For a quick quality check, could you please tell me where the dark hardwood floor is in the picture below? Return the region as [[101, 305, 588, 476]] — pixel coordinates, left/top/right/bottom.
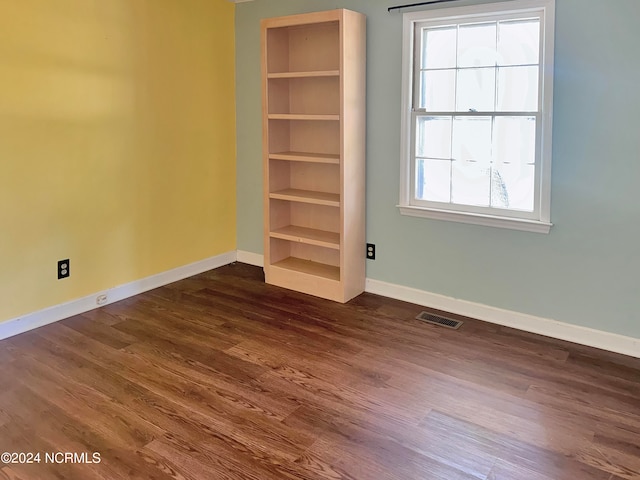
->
[[1, 262, 639, 480]]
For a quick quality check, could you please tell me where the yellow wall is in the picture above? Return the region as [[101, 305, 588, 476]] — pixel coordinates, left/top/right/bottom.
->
[[0, 0, 236, 322]]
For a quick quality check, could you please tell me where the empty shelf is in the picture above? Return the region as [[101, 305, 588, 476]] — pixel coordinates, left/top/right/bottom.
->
[[269, 151, 340, 164], [271, 257, 340, 281], [269, 189, 340, 207], [268, 70, 340, 78], [270, 226, 340, 249], [268, 114, 340, 121]]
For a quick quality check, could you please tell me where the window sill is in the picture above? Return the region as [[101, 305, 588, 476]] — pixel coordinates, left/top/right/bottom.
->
[[397, 205, 552, 234]]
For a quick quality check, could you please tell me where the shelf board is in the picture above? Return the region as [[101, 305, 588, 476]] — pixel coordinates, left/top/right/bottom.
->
[[269, 151, 340, 164], [268, 114, 340, 121], [269, 189, 340, 207], [271, 226, 340, 250], [268, 70, 340, 79], [271, 257, 340, 282]]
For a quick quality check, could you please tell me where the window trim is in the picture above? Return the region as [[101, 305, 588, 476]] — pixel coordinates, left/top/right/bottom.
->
[[398, 0, 555, 234]]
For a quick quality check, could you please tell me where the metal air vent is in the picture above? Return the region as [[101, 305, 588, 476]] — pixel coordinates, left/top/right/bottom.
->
[[415, 311, 463, 330]]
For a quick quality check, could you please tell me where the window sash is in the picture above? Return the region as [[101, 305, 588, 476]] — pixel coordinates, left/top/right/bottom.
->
[[413, 15, 544, 113], [409, 111, 542, 220]]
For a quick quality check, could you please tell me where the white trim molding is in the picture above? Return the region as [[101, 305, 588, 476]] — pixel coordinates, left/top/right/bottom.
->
[[2, 249, 637, 359], [365, 278, 640, 359], [236, 250, 265, 267], [398, 205, 552, 234], [0, 251, 237, 342], [231, 252, 639, 358]]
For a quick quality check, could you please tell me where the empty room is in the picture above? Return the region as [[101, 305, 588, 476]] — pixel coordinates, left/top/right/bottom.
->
[[0, 0, 639, 479]]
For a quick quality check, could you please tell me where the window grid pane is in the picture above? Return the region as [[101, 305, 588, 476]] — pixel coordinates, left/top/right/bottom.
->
[[457, 22, 497, 68], [416, 116, 452, 159], [452, 116, 492, 163], [451, 160, 491, 207], [419, 70, 456, 110], [496, 65, 539, 111], [497, 19, 540, 66], [416, 158, 452, 202], [456, 68, 496, 112], [422, 26, 457, 69]]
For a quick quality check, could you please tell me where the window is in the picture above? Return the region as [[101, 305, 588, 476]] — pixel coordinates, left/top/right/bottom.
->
[[399, 0, 555, 233]]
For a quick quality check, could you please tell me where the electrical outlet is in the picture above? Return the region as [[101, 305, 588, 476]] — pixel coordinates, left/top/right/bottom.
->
[[366, 243, 376, 260], [57, 259, 70, 279], [96, 294, 108, 306]]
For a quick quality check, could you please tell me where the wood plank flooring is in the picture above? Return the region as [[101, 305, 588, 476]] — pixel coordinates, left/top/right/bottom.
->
[[0, 262, 639, 480]]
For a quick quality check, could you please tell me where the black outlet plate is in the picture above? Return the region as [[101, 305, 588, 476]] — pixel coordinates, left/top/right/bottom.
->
[[366, 243, 376, 260], [58, 259, 70, 279]]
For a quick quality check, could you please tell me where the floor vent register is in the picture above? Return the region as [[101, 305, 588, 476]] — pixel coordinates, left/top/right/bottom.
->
[[415, 311, 464, 330]]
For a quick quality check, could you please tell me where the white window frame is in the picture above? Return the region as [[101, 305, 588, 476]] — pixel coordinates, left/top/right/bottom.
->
[[398, 0, 555, 233]]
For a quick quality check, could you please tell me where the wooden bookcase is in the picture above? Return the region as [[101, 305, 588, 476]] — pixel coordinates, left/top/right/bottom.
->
[[261, 9, 366, 303]]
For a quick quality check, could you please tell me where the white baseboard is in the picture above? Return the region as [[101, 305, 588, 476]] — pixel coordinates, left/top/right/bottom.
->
[[232, 252, 639, 358], [236, 250, 264, 267], [4, 249, 638, 358], [365, 278, 640, 359], [0, 251, 237, 342]]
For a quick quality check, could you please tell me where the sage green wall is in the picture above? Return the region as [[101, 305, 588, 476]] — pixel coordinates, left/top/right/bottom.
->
[[236, 0, 640, 339]]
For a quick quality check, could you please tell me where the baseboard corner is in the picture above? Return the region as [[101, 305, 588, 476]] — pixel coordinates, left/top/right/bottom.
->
[[0, 250, 237, 342], [236, 250, 264, 267]]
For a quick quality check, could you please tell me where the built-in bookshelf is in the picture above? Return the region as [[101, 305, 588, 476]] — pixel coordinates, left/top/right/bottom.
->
[[261, 9, 366, 303]]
